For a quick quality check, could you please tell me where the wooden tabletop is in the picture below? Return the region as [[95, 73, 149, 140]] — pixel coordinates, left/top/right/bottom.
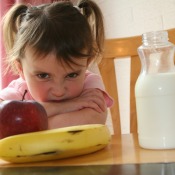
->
[[1, 133, 175, 167]]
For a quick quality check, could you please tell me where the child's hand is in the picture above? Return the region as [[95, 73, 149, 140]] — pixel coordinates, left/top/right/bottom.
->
[[70, 88, 106, 113]]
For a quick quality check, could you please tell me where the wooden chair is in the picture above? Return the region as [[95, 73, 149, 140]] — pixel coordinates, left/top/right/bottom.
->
[[98, 28, 175, 136]]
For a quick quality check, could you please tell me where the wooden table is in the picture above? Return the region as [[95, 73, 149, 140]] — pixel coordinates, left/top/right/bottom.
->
[[1, 134, 175, 174]]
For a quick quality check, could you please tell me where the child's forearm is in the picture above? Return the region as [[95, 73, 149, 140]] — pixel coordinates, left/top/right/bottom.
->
[[48, 108, 107, 129], [40, 101, 74, 117], [40, 100, 103, 117], [40, 91, 106, 117]]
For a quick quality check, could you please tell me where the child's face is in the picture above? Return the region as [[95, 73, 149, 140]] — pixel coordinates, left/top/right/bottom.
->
[[17, 47, 88, 102]]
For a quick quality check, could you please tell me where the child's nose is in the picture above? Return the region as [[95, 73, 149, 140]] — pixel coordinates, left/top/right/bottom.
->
[[52, 83, 65, 97]]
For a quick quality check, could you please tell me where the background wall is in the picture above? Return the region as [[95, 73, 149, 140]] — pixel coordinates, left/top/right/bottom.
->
[[94, 0, 175, 134], [97, 0, 175, 39]]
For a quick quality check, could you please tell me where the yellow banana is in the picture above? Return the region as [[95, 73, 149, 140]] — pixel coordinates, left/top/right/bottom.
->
[[0, 124, 111, 163]]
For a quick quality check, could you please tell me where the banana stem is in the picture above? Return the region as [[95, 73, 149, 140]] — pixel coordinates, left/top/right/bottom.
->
[[22, 90, 28, 101]]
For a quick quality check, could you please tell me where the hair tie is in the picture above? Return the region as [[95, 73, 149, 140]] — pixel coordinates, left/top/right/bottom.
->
[[74, 6, 80, 11]]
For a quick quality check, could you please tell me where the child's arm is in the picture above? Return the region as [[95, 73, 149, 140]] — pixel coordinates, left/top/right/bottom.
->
[[48, 107, 107, 129], [40, 88, 106, 117], [42, 88, 108, 128]]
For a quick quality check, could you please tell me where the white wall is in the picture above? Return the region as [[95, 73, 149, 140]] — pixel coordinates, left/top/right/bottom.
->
[[95, 0, 175, 134], [97, 0, 175, 39]]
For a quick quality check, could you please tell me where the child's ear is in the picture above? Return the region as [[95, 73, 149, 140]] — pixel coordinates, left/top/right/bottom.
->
[[15, 61, 25, 80]]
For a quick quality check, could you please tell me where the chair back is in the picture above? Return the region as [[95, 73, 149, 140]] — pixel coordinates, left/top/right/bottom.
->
[[99, 28, 175, 136]]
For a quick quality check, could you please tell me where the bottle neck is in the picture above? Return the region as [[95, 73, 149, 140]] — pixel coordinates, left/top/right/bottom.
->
[[142, 30, 169, 46], [138, 30, 175, 74]]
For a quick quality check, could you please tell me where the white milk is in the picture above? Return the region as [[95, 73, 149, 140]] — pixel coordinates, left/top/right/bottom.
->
[[135, 72, 175, 149]]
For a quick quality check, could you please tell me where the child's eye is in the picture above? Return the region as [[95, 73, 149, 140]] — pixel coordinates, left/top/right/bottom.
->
[[37, 73, 50, 79], [66, 73, 78, 78]]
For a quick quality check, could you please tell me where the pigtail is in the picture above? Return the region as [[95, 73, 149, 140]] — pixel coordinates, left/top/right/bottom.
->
[[78, 0, 105, 55], [2, 4, 28, 54]]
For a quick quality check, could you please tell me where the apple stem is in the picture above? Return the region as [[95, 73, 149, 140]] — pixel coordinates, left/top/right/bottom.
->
[[22, 90, 28, 101]]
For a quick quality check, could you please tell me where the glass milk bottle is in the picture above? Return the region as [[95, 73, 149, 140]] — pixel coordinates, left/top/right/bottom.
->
[[135, 30, 175, 149]]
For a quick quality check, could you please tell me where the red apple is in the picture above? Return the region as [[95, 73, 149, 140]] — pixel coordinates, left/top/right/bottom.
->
[[0, 100, 48, 139]]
